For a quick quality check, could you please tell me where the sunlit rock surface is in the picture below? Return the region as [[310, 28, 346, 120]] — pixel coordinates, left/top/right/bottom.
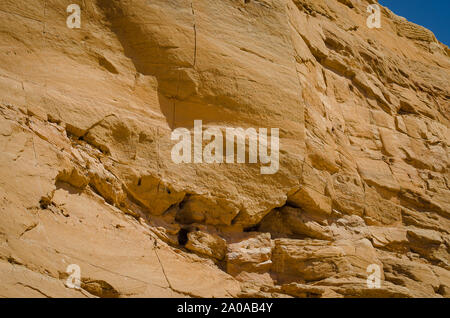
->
[[0, 0, 448, 297]]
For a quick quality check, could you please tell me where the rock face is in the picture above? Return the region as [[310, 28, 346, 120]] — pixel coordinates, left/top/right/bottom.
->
[[0, 0, 448, 298]]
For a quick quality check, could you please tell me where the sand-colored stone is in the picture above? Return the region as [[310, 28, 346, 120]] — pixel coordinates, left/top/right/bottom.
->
[[0, 0, 448, 297]]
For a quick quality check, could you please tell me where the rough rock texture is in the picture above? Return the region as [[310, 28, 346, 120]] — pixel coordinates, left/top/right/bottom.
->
[[0, 0, 448, 297]]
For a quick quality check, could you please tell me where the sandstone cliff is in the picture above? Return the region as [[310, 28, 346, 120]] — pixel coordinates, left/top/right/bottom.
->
[[0, 0, 448, 298]]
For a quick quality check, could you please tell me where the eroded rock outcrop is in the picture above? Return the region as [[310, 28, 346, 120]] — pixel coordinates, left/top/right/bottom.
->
[[0, 0, 448, 297]]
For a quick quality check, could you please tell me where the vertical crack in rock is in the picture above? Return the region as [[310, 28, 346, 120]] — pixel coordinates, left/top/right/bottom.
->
[[191, 0, 197, 67], [153, 245, 173, 290]]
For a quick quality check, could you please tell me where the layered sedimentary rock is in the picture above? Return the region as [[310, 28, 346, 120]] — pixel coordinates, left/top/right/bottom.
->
[[0, 0, 448, 297]]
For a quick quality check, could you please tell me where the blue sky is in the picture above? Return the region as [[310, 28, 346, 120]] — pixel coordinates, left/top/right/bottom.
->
[[379, 0, 450, 46]]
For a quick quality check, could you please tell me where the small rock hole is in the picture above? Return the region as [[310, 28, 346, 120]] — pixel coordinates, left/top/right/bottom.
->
[[178, 229, 189, 246]]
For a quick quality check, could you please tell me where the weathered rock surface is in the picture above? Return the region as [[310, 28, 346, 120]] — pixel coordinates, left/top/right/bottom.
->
[[0, 0, 448, 297]]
